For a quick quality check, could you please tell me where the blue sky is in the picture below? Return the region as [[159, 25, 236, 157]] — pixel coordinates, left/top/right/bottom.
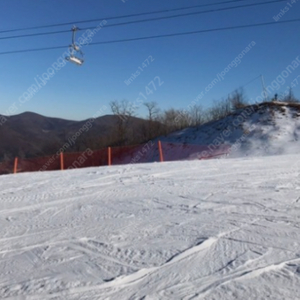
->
[[0, 0, 299, 120]]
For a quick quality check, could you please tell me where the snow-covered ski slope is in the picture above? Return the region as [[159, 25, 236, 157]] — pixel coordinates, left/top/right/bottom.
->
[[162, 102, 300, 158], [1, 154, 300, 299]]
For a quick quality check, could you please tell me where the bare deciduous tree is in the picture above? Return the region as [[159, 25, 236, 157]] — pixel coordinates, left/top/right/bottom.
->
[[144, 101, 160, 121], [144, 101, 161, 139], [283, 88, 299, 103], [109, 100, 136, 146], [208, 99, 231, 121], [229, 89, 248, 110], [110, 99, 136, 120], [189, 104, 204, 126]]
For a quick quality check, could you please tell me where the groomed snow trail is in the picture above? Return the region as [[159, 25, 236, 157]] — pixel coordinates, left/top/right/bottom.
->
[[0, 155, 300, 299]]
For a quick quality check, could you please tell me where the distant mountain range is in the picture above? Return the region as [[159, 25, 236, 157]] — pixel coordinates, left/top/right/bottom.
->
[[2, 101, 300, 164], [0, 112, 152, 161]]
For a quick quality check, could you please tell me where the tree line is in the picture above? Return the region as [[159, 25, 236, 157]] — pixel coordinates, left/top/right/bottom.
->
[[108, 88, 299, 147]]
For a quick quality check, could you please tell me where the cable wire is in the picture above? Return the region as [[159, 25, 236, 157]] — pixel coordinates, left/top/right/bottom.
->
[[0, 0, 288, 41], [240, 75, 262, 89], [0, 0, 282, 34], [0, 18, 298, 56]]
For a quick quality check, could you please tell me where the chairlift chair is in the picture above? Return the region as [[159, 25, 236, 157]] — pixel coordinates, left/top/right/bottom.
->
[[65, 26, 84, 66]]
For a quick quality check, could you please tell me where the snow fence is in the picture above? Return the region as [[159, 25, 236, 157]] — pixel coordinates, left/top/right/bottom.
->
[[0, 141, 230, 175]]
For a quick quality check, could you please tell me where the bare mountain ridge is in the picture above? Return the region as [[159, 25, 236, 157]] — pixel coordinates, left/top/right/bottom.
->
[[0, 112, 150, 160]]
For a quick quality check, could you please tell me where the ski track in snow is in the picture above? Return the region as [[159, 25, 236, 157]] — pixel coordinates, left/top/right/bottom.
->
[[0, 155, 300, 299]]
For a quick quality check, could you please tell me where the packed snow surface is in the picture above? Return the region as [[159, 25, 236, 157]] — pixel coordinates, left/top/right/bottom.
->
[[0, 155, 300, 299]]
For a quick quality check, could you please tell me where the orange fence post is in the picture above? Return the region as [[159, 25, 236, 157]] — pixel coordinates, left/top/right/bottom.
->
[[108, 147, 112, 166], [158, 140, 164, 162], [60, 152, 64, 170], [13, 157, 18, 174]]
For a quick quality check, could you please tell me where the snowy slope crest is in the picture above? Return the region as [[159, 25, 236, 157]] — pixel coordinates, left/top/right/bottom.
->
[[163, 102, 300, 158]]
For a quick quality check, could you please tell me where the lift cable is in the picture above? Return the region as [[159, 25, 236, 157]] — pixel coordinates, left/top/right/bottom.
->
[[0, 17, 298, 56], [0, 0, 286, 36]]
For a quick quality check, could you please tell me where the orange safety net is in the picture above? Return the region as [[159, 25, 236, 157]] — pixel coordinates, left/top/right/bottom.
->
[[160, 142, 230, 161], [0, 160, 14, 175], [18, 155, 61, 173], [0, 142, 230, 175], [64, 148, 108, 170], [111, 141, 157, 165]]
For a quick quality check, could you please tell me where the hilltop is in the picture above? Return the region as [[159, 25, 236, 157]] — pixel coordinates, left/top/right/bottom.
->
[[161, 101, 300, 158]]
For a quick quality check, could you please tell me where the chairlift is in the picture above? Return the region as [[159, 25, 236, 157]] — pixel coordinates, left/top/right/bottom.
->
[[65, 26, 84, 66]]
